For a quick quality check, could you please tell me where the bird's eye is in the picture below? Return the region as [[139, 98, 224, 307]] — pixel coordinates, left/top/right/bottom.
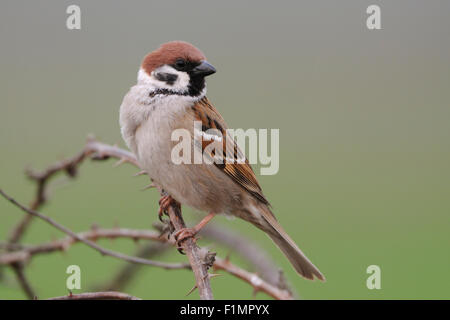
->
[[175, 59, 186, 69]]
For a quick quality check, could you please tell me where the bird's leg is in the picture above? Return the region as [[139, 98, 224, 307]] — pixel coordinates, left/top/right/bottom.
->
[[158, 194, 179, 222], [174, 212, 215, 248]]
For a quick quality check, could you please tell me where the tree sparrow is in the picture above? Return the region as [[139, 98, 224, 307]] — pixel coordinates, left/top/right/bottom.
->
[[119, 41, 324, 281]]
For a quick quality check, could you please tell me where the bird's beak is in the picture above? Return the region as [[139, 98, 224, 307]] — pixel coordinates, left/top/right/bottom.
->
[[191, 61, 216, 77]]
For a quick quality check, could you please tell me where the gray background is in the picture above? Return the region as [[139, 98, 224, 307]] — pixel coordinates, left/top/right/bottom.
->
[[1, 1, 449, 299]]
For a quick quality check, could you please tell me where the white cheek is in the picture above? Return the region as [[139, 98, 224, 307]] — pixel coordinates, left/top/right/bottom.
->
[[161, 66, 190, 91], [138, 66, 190, 93]]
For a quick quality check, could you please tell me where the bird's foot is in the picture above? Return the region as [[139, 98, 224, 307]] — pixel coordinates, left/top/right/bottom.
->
[[174, 227, 198, 253], [172, 212, 216, 253], [158, 195, 178, 222]]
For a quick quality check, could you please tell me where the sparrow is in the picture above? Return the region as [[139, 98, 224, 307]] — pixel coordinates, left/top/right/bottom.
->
[[119, 41, 324, 281]]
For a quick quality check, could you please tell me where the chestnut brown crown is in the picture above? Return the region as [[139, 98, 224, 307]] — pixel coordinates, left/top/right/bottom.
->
[[142, 41, 206, 75]]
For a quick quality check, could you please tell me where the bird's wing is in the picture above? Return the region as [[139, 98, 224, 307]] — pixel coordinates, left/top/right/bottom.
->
[[189, 97, 270, 206]]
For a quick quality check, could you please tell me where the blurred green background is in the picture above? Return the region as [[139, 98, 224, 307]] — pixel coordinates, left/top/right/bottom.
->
[[1, 0, 449, 299]]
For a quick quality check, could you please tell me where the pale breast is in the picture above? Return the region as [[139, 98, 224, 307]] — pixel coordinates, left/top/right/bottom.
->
[[134, 95, 192, 181], [133, 96, 243, 214]]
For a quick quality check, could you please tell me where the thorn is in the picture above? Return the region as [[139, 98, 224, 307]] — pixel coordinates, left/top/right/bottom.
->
[[91, 223, 99, 231], [61, 241, 71, 252], [65, 164, 78, 177], [224, 252, 231, 263], [185, 274, 221, 297], [141, 183, 155, 191], [250, 273, 262, 297], [152, 222, 164, 232], [90, 223, 100, 242], [277, 269, 288, 290], [133, 170, 147, 177], [86, 134, 96, 143], [186, 284, 197, 296], [113, 158, 128, 167], [208, 273, 222, 280]]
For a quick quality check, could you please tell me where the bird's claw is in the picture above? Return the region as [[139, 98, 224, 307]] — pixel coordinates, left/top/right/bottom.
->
[[158, 195, 176, 222], [174, 227, 197, 249]]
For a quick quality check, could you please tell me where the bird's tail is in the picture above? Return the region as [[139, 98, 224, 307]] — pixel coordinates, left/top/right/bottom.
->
[[248, 203, 325, 281]]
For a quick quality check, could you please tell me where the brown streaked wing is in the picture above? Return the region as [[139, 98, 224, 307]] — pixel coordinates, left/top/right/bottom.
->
[[190, 97, 270, 206]]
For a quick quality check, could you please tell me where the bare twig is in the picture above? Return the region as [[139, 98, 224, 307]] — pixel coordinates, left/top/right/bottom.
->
[[9, 146, 88, 244], [6, 140, 96, 299], [0, 190, 190, 270], [10, 264, 36, 299], [1, 138, 294, 300], [47, 291, 141, 300], [86, 139, 215, 299], [102, 222, 294, 295], [202, 224, 292, 291], [166, 204, 214, 300], [0, 242, 27, 251], [213, 257, 293, 300], [0, 225, 293, 299], [0, 228, 168, 265], [8, 216, 34, 245], [11, 138, 215, 299]]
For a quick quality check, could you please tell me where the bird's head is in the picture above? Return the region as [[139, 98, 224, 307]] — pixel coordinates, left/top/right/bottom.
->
[[139, 41, 216, 97]]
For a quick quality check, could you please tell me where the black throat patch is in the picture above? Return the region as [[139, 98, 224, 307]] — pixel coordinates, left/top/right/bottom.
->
[[148, 88, 202, 98]]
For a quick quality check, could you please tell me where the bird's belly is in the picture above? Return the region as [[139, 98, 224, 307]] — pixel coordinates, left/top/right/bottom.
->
[[134, 108, 242, 214]]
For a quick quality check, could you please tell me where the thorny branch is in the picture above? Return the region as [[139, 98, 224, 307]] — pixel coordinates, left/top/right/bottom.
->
[[202, 224, 294, 294], [0, 213, 292, 300], [0, 227, 174, 266], [47, 291, 141, 300], [4, 137, 114, 299], [165, 203, 215, 300], [0, 137, 294, 300], [96, 223, 294, 296], [0, 189, 191, 270], [214, 258, 292, 300]]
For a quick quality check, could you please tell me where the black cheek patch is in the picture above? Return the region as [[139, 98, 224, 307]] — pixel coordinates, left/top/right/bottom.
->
[[155, 72, 178, 85]]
